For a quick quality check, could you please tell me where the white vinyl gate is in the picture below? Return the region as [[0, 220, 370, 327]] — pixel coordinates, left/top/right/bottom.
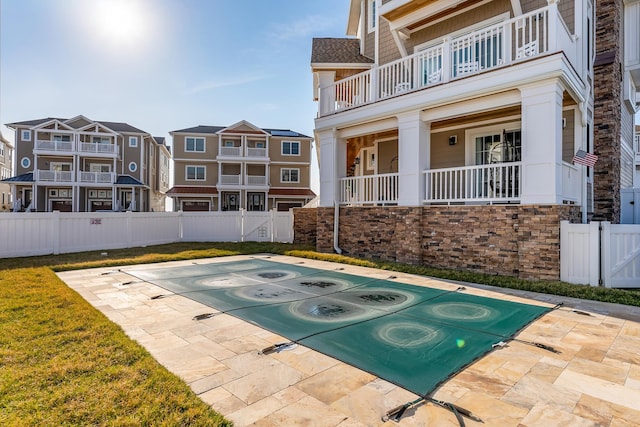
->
[[561, 221, 640, 288]]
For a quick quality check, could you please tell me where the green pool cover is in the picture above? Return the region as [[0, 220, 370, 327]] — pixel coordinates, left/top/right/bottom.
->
[[127, 259, 551, 396]]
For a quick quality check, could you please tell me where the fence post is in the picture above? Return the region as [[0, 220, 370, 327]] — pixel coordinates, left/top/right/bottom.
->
[[126, 210, 133, 248], [588, 221, 600, 287], [270, 208, 276, 243], [601, 221, 611, 287], [52, 210, 61, 255], [240, 208, 246, 242], [178, 210, 184, 242]]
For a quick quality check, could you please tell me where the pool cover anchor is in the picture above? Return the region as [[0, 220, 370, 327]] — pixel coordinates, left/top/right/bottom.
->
[[259, 342, 296, 355], [382, 396, 483, 425]]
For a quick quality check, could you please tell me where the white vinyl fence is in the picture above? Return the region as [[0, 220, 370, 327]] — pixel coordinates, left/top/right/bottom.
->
[[561, 221, 640, 288], [0, 210, 294, 259]]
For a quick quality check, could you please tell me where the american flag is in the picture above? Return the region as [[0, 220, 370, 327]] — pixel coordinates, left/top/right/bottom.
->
[[572, 149, 598, 167]]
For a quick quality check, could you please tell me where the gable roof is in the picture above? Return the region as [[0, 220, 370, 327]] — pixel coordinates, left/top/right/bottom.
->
[[171, 125, 311, 139], [311, 38, 373, 65], [6, 117, 147, 134]]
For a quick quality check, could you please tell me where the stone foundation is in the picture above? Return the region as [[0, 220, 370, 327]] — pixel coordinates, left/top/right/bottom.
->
[[296, 205, 581, 281], [292, 207, 317, 246]]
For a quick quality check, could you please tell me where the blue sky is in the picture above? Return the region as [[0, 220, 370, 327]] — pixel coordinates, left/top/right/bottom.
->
[[0, 0, 350, 192]]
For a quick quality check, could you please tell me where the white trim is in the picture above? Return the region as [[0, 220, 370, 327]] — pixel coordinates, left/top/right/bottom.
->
[[367, 0, 377, 33], [21, 130, 32, 141], [128, 136, 139, 147], [21, 157, 31, 168], [128, 162, 138, 172]]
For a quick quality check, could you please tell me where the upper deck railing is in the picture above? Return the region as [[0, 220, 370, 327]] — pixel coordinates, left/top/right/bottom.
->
[[319, 4, 576, 116]]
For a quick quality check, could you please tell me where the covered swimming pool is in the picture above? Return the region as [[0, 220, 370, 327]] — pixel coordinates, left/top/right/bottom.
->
[[125, 258, 553, 399]]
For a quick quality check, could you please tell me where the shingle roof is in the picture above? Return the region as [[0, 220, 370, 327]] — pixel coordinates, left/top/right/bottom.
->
[[311, 38, 374, 64], [269, 188, 316, 197], [166, 186, 219, 196], [6, 117, 147, 134], [153, 136, 166, 145], [1, 172, 33, 183], [172, 126, 311, 139], [172, 125, 226, 134], [115, 175, 145, 186]]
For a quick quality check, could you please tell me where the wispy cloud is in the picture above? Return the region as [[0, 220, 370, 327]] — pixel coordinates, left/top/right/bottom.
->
[[187, 74, 272, 94], [270, 14, 336, 41]]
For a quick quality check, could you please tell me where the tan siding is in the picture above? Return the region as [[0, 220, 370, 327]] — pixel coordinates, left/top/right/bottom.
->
[[378, 18, 402, 65], [430, 130, 466, 169], [270, 165, 310, 187], [172, 134, 217, 160], [173, 161, 217, 186], [268, 138, 312, 163]]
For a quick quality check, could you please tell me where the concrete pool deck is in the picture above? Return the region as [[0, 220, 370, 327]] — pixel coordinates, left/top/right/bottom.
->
[[57, 255, 640, 426]]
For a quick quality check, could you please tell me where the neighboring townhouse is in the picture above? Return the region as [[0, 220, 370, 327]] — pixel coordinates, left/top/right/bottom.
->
[[306, 0, 639, 279], [167, 120, 315, 212], [2, 115, 170, 212], [0, 131, 14, 211]]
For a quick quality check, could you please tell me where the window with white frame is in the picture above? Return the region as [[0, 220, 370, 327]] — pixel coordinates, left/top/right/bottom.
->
[[53, 134, 71, 142], [93, 136, 110, 144], [281, 168, 299, 183], [368, 0, 376, 33], [282, 141, 300, 156], [186, 165, 205, 180], [21, 130, 31, 141], [186, 136, 205, 152], [128, 162, 137, 172], [129, 136, 138, 147], [90, 163, 111, 172]]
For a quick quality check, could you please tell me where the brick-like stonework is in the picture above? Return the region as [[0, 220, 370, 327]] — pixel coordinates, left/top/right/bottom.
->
[[593, 0, 623, 222], [292, 208, 317, 246], [300, 205, 581, 281]]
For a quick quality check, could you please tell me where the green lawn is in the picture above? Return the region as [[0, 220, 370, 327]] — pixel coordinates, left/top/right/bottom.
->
[[1, 242, 638, 426]]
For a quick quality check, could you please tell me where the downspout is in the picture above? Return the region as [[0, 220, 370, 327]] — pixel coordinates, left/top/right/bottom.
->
[[334, 201, 342, 254]]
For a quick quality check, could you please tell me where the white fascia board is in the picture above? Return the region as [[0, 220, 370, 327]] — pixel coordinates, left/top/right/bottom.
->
[[33, 119, 75, 131], [386, 0, 468, 32], [336, 117, 399, 139], [312, 62, 374, 70], [346, 0, 362, 36], [219, 120, 268, 135], [315, 54, 585, 132]]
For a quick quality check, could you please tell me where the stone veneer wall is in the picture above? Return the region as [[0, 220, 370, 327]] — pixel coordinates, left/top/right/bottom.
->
[[303, 205, 581, 281], [593, 0, 623, 222], [292, 208, 317, 246]]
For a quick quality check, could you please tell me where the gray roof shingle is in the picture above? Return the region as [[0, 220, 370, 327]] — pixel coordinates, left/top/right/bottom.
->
[[172, 126, 311, 139], [311, 38, 374, 65], [6, 117, 147, 134]]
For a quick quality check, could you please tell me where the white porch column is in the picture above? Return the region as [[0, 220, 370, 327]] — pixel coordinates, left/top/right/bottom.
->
[[520, 79, 564, 204], [397, 112, 430, 206], [317, 128, 346, 207]]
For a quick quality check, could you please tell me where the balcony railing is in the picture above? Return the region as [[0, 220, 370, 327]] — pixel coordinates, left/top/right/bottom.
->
[[78, 171, 116, 184], [247, 147, 267, 157], [319, 5, 574, 116], [35, 140, 74, 153], [35, 169, 74, 183], [339, 173, 399, 205], [220, 174, 242, 185], [424, 163, 521, 204], [220, 146, 242, 157], [79, 142, 118, 155], [246, 175, 268, 186], [218, 146, 268, 158]]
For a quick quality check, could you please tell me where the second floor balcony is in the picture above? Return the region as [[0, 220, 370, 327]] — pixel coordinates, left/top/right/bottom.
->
[[218, 173, 269, 187], [34, 140, 118, 157], [34, 169, 117, 184], [218, 144, 269, 160], [318, 5, 577, 117]]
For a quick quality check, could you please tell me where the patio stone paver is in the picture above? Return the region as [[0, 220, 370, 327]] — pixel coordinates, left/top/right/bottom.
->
[[57, 254, 640, 426]]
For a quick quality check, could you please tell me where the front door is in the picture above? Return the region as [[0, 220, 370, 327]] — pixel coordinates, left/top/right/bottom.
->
[[222, 192, 240, 211]]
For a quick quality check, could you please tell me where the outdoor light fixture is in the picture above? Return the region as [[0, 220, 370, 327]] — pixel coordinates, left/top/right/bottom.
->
[[354, 156, 360, 165], [448, 135, 457, 145]]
